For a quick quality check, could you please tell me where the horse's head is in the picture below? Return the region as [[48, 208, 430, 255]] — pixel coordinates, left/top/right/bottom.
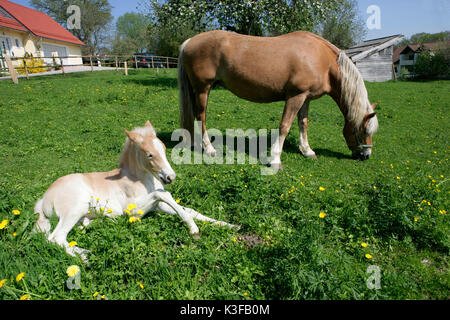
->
[[123, 121, 176, 184], [343, 103, 378, 161]]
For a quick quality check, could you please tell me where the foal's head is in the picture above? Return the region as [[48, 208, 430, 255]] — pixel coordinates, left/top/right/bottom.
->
[[123, 121, 176, 184], [343, 103, 378, 160]]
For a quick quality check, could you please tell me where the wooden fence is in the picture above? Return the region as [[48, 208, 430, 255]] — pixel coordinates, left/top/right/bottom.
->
[[0, 54, 179, 84]]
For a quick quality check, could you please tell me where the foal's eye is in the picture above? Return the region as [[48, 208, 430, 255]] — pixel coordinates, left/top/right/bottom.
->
[[147, 153, 153, 159]]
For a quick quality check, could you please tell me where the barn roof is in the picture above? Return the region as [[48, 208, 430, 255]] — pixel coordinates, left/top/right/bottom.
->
[[0, 0, 85, 46], [345, 35, 404, 62]]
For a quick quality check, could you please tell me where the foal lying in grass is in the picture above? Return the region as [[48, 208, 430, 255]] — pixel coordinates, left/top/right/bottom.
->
[[34, 121, 237, 261]]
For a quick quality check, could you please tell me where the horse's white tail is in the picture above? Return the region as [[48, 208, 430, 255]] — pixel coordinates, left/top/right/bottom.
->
[[178, 39, 197, 143], [33, 198, 51, 234]]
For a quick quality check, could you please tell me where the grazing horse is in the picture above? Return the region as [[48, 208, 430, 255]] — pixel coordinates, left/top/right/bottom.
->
[[34, 121, 236, 261], [178, 30, 378, 169]]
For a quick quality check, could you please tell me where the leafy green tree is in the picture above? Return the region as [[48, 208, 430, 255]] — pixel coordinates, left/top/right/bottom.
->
[[144, 0, 343, 36], [30, 0, 113, 55], [413, 48, 449, 79], [112, 12, 151, 54], [318, 0, 366, 49]]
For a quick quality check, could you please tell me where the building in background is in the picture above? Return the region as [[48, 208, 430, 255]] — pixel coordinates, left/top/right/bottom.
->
[[345, 35, 404, 82], [0, 0, 84, 68]]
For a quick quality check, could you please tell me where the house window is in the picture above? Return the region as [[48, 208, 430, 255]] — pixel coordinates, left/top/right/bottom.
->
[[15, 38, 21, 48]]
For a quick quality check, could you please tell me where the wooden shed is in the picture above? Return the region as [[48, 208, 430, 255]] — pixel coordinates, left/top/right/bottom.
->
[[345, 35, 404, 82]]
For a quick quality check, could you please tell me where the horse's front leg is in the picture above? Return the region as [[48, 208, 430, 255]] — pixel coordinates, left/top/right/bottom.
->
[[136, 190, 200, 237], [157, 202, 240, 230], [297, 101, 317, 159], [270, 93, 308, 170], [195, 87, 216, 157]]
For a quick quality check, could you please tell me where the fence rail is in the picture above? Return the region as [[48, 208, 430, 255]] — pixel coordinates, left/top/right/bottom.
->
[[0, 54, 179, 83]]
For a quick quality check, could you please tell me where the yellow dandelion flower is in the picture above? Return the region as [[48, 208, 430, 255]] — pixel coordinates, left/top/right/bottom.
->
[[107, 209, 113, 213], [414, 217, 419, 222], [68, 241, 77, 247], [0, 219, 8, 229], [16, 272, 25, 282], [319, 186, 325, 191], [137, 210, 144, 215], [365, 254, 372, 259], [232, 238, 237, 242], [0, 279, 6, 288], [373, 186, 377, 189], [361, 242, 368, 248], [96, 197, 100, 201], [12, 209, 20, 215], [439, 210, 446, 214], [217, 222, 221, 226], [319, 212, 326, 219], [138, 282, 144, 290], [129, 217, 136, 223], [213, 174, 217, 178], [124, 209, 131, 215], [19, 294, 30, 300], [12, 232, 17, 237], [93, 292, 99, 297], [66, 265, 80, 277], [127, 204, 137, 211], [396, 176, 400, 180], [175, 199, 180, 204], [243, 292, 248, 296]]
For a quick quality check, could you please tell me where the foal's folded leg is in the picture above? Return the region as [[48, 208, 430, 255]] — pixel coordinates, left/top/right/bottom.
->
[[137, 190, 200, 237], [156, 202, 240, 230]]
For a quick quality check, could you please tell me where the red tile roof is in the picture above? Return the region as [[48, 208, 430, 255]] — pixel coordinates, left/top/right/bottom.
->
[[0, 0, 85, 46]]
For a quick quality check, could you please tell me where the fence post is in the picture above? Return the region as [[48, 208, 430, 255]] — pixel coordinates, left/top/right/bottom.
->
[[151, 56, 154, 69], [60, 58, 65, 76], [135, 56, 138, 69], [90, 55, 93, 72], [166, 57, 169, 69], [124, 60, 128, 76], [23, 58, 29, 80], [5, 55, 18, 84], [115, 56, 118, 71]]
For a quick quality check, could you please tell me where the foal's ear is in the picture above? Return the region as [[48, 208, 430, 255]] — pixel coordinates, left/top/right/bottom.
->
[[145, 120, 153, 127], [123, 129, 144, 145]]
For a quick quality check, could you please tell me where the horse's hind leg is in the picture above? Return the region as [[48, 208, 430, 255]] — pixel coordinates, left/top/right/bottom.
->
[[194, 86, 216, 157], [297, 101, 317, 159], [48, 208, 89, 261]]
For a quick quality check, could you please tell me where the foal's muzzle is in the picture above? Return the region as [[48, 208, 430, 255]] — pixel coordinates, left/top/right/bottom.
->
[[159, 172, 176, 185]]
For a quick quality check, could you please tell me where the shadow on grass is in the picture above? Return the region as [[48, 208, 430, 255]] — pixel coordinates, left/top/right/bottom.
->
[[157, 131, 353, 161]]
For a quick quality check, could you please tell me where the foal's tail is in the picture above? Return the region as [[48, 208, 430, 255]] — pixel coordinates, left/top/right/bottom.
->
[[178, 39, 196, 144], [33, 197, 51, 234]]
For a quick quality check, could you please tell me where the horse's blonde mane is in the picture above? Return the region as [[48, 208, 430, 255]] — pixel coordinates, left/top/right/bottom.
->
[[338, 51, 378, 135]]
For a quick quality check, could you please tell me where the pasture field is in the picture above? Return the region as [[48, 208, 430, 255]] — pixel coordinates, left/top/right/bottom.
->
[[0, 69, 448, 300]]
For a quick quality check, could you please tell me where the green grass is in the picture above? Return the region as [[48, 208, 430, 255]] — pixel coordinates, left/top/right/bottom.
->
[[0, 69, 448, 300]]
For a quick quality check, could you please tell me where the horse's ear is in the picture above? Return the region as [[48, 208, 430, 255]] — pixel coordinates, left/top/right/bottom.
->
[[364, 112, 376, 122], [371, 103, 376, 110], [145, 120, 152, 127], [123, 129, 143, 145]]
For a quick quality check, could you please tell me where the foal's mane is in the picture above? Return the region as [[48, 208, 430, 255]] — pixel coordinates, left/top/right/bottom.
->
[[337, 52, 378, 135]]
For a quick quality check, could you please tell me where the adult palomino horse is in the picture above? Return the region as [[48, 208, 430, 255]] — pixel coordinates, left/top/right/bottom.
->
[[34, 121, 236, 261], [178, 30, 378, 169]]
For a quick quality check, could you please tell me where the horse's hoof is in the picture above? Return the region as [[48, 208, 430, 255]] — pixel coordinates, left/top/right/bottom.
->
[[192, 232, 200, 239]]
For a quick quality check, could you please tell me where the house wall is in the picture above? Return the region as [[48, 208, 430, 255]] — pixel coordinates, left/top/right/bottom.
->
[[355, 46, 394, 82], [1, 27, 83, 67]]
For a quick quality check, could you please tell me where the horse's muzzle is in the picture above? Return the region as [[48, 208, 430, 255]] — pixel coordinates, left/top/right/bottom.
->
[[353, 150, 371, 161]]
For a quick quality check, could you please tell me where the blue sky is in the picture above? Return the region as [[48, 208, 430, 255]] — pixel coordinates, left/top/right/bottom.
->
[[9, 0, 450, 41]]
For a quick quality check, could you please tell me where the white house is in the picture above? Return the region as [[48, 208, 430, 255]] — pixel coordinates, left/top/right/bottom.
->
[[0, 0, 85, 69]]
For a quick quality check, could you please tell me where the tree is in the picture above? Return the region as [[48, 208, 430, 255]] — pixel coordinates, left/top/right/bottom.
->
[[398, 31, 450, 46], [144, 0, 343, 36], [318, 0, 366, 49], [30, 0, 113, 55], [112, 12, 151, 54]]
